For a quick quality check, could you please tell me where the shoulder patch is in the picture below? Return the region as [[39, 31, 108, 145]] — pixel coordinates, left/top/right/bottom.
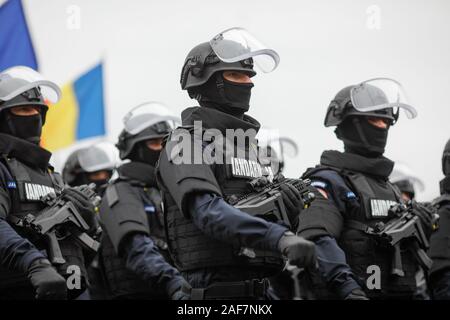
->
[[346, 191, 356, 199], [144, 205, 156, 213], [311, 180, 327, 189], [7, 181, 17, 189]]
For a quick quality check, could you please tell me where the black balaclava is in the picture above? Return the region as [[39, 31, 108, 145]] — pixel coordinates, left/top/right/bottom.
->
[[128, 141, 161, 166], [335, 116, 389, 157], [193, 72, 254, 118], [0, 110, 43, 144]]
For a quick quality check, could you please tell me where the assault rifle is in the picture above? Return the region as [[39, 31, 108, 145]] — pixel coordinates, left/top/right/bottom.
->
[[371, 202, 434, 276], [227, 176, 315, 228], [22, 184, 101, 265]]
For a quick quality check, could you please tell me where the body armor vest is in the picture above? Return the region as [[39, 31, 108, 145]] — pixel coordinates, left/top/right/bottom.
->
[[0, 157, 87, 297], [100, 179, 170, 299], [429, 194, 450, 278], [3, 157, 59, 217], [164, 131, 285, 275], [307, 165, 419, 298]]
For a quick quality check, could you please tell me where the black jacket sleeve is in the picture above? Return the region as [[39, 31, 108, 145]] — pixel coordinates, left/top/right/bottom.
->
[[0, 168, 45, 273], [188, 193, 287, 252]]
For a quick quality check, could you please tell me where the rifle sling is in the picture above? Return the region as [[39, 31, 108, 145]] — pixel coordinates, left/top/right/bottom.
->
[[345, 219, 377, 235]]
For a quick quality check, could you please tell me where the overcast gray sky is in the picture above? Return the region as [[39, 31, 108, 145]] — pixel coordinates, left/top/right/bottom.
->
[[19, 0, 450, 200]]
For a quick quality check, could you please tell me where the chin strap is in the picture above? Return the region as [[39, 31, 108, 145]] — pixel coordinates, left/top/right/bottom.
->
[[215, 73, 226, 102]]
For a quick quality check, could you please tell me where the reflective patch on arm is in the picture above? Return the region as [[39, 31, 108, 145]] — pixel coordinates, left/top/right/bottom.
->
[[144, 205, 156, 213], [311, 180, 329, 199], [311, 181, 327, 189], [346, 191, 356, 199]]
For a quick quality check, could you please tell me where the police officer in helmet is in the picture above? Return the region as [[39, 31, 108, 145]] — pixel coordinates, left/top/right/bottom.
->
[[98, 102, 188, 299], [429, 138, 450, 299], [390, 162, 425, 202], [390, 162, 430, 299], [157, 28, 316, 300], [0, 66, 97, 299], [63, 142, 117, 196], [297, 78, 434, 299], [62, 142, 117, 300]]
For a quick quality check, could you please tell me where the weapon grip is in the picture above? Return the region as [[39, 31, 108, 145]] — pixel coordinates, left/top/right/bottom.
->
[[391, 244, 405, 277], [412, 242, 433, 271], [286, 263, 303, 300], [46, 230, 66, 265]]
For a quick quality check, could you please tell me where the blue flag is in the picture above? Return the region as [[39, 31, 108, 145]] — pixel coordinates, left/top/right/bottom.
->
[[0, 0, 38, 71]]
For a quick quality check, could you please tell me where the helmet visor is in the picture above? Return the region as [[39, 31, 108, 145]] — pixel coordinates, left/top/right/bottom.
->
[[77, 142, 118, 172], [390, 162, 425, 192], [350, 78, 417, 119], [210, 27, 280, 73], [123, 101, 180, 135], [0, 66, 61, 103]]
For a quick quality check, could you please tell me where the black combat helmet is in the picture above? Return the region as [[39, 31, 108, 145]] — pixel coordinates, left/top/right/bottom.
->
[[324, 78, 418, 127], [62, 143, 117, 186], [390, 162, 424, 200], [0, 66, 61, 124], [62, 150, 83, 186], [116, 102, 179, 160], [180, 27, 280, 96], [180, 42, 256, 93]]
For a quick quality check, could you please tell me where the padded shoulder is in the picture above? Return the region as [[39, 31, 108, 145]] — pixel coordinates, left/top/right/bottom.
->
[[303, 167, 357, 214], [432, 194, 450, 208], [156, 131, 222, 217], [99, 181, 150, 255]]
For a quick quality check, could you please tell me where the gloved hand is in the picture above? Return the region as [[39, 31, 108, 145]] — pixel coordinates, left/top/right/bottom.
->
[[344, 288, 369, 300], [61, 186, 97, 233], [277, 231, 316, 268], [410, 201, 435, 231], [280, 183, 303, 228], [169, 280, 191, 300], [27, 258, 67, 300]]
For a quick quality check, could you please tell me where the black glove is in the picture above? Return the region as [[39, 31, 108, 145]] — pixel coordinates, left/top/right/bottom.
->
[[169, 280, 191, 300], [61, 186, 97, 233], [344, 288, 369, 300], [277, 231, 316, 268], [27, 258, 67, 300], [410, 201, 435, 231], [280, 183, 303, 227]]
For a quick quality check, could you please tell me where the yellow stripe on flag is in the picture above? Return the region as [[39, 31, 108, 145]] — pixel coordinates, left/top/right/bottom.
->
[[41, 83, 78, 151]]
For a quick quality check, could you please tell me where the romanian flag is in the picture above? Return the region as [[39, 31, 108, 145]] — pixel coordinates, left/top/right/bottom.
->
[[41, 63, 106, 151], [0, 0, 38, 70]]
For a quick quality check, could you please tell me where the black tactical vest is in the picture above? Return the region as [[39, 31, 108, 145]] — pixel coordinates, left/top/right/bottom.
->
[[3, 157, 59, 217], [429, 193, 450, 277], [100, 180, 171, 299], [307, 165, 419, 298], [0, 157, 87, 297], [164, 132, 285, 275]]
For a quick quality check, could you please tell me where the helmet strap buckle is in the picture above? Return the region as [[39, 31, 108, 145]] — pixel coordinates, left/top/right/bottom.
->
[[215, 73, 226, 100]]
